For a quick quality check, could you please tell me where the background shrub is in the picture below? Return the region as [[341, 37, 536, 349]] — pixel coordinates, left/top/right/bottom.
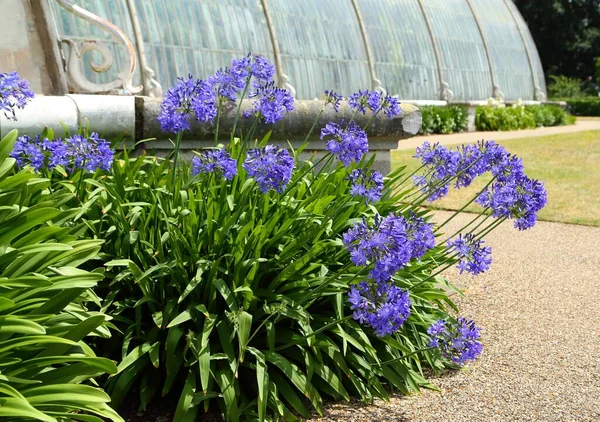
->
[[547, 75, 585, 98], [563, 97, 600, 116], [475, 104, 571, 131], [0, 130, 121, 422], [419, 105, 468, 134]]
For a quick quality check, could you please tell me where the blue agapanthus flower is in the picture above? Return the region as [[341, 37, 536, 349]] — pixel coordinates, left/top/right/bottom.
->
[[348, 280, 411, 337], [250, 55, 275, 84], [245, 81, 294, 124], [11, 135, 45, 171], [348, 90, 382, 114], [0, 71, 34, 120], [405, 213, 435, 260], [428, 317, 483, 366], [477, 175, 547, 230], [66, 133, 114, 172], [243, 145, 295, 193], [447, 233, 492, 275], [192, 148, 238, 180], [413, 142, 460, 201], [320, 121, 369, 166], [343, 214, 412, 283], [11, 133, 114, 173], [158, 75, 216, 133], [380, 94, 401, 118], [347, 168, 384, 204], [324, 90, 343, 112]]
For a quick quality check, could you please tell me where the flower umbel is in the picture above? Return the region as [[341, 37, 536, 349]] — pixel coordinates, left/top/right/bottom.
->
[[348, 281, 411, 337], [320, 121, 369, 166], [347, 168, 384, 204], [343, 214, 412, 283], [243, 145, 295, 193], [447, 233, 492, 275], [192, 148, 238, 180], [245, 81, 294, 124], [324, 90, 343, 112], [428, 317, 483, 366], [158, 75, 216, 133], [0, 71, 34, 120]]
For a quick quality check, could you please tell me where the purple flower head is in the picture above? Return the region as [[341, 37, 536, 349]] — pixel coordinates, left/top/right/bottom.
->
[[347, 168, 384, 204], [380, 95, 401, 118], [413, 142, 460, 201], [0, 72, 34, 120], [477, 175, 547, 230], [11, 135, 45, 171], [324, 90, 343, 112], [192, 148, 238, 180], [158, 75, 216, 133], [343, 214, 412, 283], [428, 317, 483, 366], [321, 121, 369, 166], [66, 133, 114, 172], [348, 90, 370, 114], [367, 91, 382, 112], [250, 55, 275, 84], [405, 213, 435, 260], [210, 66, 247, 102], [243, 145, 295, 193], [245, 81, 294, 124], [44, 138, 70, 170], [447, 233, 492, 275], [348, 281, 411, 337]]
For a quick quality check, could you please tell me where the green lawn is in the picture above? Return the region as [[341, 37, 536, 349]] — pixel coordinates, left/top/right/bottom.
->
[[391, 130, 600, 227]]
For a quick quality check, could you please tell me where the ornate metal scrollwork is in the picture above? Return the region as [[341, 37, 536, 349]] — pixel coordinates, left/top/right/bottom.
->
[[54, 0, 142, 94]]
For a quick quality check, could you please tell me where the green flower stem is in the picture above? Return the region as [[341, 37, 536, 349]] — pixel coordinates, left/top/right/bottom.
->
[[436, 175, 497, 232], [363, 109, 381, 130], [440, 207, 492, 245], [376, 347, 435, 367], [171, 131, 183, 186], [408, 255, 458, 291], [214, 100, 222, 147], [303, 106, 326, 144], [231, 76, 252, 142], [281, 153, 333, 199], [473, 216, 506, 240]]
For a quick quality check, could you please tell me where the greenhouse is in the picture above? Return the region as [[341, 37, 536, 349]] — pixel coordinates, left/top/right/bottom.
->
[[4, 0, 546, 102]]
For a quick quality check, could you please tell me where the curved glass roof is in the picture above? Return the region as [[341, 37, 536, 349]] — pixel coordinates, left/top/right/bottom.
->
[[49, 0, 546, 101]]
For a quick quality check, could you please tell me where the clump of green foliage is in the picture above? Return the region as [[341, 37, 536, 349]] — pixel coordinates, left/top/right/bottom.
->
[[419, 105, 468, 134], [475, 104, 572, 131]]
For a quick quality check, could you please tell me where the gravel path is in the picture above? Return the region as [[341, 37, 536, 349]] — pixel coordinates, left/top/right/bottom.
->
[[311, 212, 600, 422], [396, 117, 600, 151]]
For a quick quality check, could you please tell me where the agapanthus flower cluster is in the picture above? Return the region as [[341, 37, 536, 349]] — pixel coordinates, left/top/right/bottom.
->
[[210, 54, 276, 101], [192, 148, 237, 180], [405, 213, 436, 260], [412, 140, 547, 229], [347, 168, 384, 204], [348, 281, 411, 337], [158, 75, 216, 133], [348, 90, 381, 114], [380, 94, 401, 118], [245, 81, 294, 124], [11, 133, 113, 173], [428, 317, 483, 366], [0, 71, 34, 120], [320, 121, 369, 166], [447, 233, 492, 275], [324, 90, 343, 112], [477, 174, 547, 230], [243, 145, 295, 193], [343, 213, 435, 283]]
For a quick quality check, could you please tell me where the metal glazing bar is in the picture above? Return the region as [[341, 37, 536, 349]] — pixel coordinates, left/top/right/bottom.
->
[[350, 0, 384, 93], [260, 0, 296, 97], [465, 0, 503, 99], [54, 0, 142, 94], [415, 0, 453, 101], [502, 0, 545, 101], [125, 0, 162, 97]]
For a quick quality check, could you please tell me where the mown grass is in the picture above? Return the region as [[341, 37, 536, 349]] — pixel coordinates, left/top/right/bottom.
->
[[391, 130, 600, 227]]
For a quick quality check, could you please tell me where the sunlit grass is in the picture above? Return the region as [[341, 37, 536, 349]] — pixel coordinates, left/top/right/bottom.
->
[[391, 130, 600, 227]]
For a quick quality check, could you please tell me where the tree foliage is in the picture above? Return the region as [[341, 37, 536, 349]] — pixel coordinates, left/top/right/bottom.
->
[[514, 0, 600, 79]]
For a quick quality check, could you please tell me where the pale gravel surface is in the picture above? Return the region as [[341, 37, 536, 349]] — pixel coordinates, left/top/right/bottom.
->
[[310, 212, 600, 422]]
